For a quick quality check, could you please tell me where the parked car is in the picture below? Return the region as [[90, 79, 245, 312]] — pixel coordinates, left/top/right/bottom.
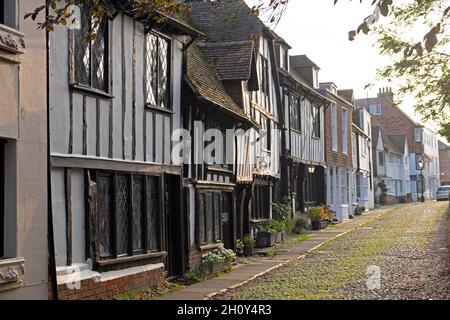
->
[[436, 185, 450, 201]]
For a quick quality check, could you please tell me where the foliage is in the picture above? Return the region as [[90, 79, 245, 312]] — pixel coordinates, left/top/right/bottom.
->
[[259, 219, 279, 234], [308, 205, 333, 222], [242, 235, 255, 247], [25, 0, 190, 36], [307, 206, 323, 223], [377, 180, 388, 205], [294, 215, 309, 229], [236, 239, 244, 256], [272, 196, 294, 234], [114, 280, 183, 300], [201, 246, 236, 265]]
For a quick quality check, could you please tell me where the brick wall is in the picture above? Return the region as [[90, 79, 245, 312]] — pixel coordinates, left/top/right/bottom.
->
[[439, 147, 450, 184], [51, 266, 165, 300], [356, 93, 424, 155], [324, 92, 353, 168]]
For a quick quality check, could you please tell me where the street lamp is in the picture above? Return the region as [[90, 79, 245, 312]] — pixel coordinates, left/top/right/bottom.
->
[[308, 165, 316, 174], [417, 155, 425, 202]]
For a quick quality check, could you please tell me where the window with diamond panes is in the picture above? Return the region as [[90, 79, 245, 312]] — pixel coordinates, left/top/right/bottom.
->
[[97, 172, 113, 258], [74, 6, 108, 92], [145, 32, 170, 108], [95, 171, 162, 261]]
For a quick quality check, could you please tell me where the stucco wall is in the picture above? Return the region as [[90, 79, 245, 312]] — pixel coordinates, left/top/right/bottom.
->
[[0, 0, 48, 299]]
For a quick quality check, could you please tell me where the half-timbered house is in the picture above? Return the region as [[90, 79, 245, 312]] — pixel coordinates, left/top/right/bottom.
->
[[49, 4, 200, 299], [275, 47, 329, 213], [187, 0, 283, 240]]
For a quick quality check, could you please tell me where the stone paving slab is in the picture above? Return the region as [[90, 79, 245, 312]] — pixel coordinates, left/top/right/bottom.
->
[[159, 204, 405, 300]]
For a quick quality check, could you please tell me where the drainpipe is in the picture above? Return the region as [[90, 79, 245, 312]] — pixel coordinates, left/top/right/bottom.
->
[[46, 3, 58, 300]]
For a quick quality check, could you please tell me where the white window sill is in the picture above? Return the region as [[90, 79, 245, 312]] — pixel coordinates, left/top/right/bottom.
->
[[0, 257, 25, 292], [0, 24, 25, 63]]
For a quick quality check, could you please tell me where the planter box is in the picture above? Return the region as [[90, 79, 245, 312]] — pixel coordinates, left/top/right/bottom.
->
[[201, 261, 231, 275], [256, 232, 276, 248], [275, 232, 282, 243], [243, 245, 253, 257], [312, 221, 329, 230], [293, 226, 305, 234]]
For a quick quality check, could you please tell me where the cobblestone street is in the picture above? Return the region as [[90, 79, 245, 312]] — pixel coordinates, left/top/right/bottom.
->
[[215, 202, 450, 300]]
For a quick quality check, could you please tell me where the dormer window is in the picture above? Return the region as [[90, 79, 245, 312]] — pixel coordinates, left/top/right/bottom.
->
[[280, 46, 289, 71]]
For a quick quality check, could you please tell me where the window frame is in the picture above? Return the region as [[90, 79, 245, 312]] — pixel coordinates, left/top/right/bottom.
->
[[312, 105, 321, 139], [0, 140, 4, 259], [0, 0, 16, 29], [197, 191, 224, 246], [342, 108, 348, 154], [260, 54, 270, 96], [92, 170, 164, 266], [73, 8, 110, 93], [369, 104, 382, 116], [144, 30, 172, 110], [252, 185, 271, 221], [378, 151, 385, 166], [290, 95, 302, 132], [331, 103, 338, 151]]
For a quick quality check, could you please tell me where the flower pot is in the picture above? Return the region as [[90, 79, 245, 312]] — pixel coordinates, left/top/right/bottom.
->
[[293, 226, 305, 234], [243, 245, 253, 257], [256, 232, 276, 248], [275, 232, 282, 243], [311, 220, 321, 230], [280, 231, 289, 241]]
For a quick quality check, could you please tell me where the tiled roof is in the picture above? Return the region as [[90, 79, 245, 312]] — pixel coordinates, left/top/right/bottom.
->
[[388, 134, 407, 154], [290, 55, 320, 71], [337, 89, 354, 104], [186, 43, 252, 124], [198, 41, 254, 80], [187, 0, 266, 44]]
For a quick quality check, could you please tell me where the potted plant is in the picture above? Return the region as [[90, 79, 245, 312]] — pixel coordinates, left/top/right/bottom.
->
[[201, 246, 236, 274], [242, 235, 254, 257], [256, 220, 277, 248], [308, 206, 322, 230], [274, 220, 285, 242], [293, 215, 308, 234]]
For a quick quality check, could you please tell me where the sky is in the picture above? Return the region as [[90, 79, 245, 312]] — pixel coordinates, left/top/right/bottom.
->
[[245, 0, 435, 128]]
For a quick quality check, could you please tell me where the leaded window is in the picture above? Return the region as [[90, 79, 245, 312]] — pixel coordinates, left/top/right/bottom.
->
[[252, 186, 270, 220], [96, 171, 162, 260], [74, 6, 108, 91], [290, 95, 301, 132], [198, 191, 222, 246], [260, 54, 270, 96], [312, 105, 321, 138], [145, 32, 170, 108]]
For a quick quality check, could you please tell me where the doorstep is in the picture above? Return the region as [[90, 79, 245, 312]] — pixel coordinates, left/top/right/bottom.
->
[[158, 204, 407, 301]]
